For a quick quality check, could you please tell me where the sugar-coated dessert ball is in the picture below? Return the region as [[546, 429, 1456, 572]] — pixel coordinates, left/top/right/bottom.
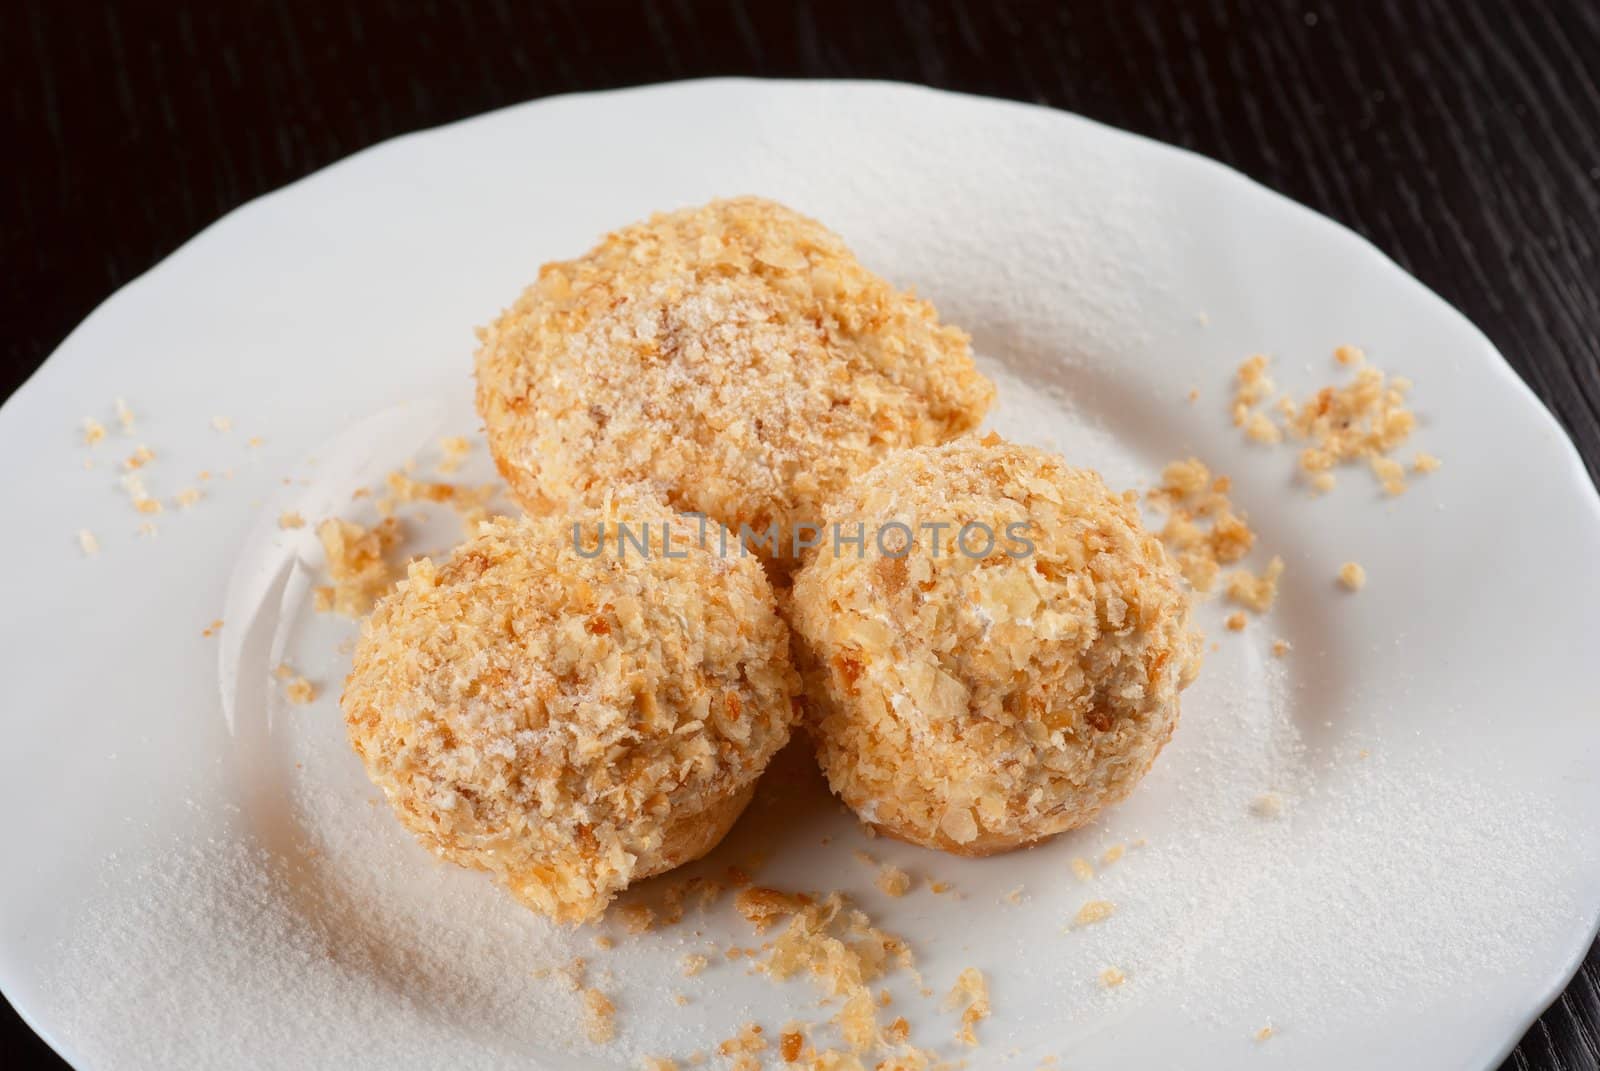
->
[[342, 507, 800, 922], [789, 437, 1201, 856], [473, 196, 994, 567]]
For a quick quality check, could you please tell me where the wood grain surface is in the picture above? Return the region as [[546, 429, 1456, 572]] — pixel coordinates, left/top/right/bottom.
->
[[3, 2, 1598, 1068]]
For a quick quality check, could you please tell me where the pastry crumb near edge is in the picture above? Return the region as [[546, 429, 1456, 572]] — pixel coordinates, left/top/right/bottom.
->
[[1074, 900, 1115, 927], [731, 887, 928, 1062], [284, 677, 318, 705], [876, 864, 913, 898], [436, 435, 472, 474], [78, 529, 99, 555], [1224, 555, 1284, 613], [1250, 792, 1284, 819], [943, 967, 990, 1046], [1145, 457, 1257, 595], [380, 468, 500, 536], [1338, 561, 1366, 591], [312, 516, 405, 617], [617, 903, 656, 934], [1232, 350, 1435, 494], [716, 1022, 766, 1062], [1099, 966, 1127, 988], [581, 987, 615, 1044]]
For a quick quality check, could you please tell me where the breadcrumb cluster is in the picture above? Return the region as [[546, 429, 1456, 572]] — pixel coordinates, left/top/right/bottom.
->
[[74, 399, 256, 551], [1144, 457, 1288, 628], [1233, 348, 1438, 495], [1144, 457, 1255, 596]]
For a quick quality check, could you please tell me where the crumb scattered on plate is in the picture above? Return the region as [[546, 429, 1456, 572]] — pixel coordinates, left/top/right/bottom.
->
[[581, 988, 615, 1044], [1250, 792, 1284, 819], [1073, 900, 1115, 927], [617, 903, 656, 935], [1233, 349, 1432, 494], [876, 864, 913, 898], [311, 516, 405, 616], [1225, 555, 1284, 613], [436, 435, 472, 474], [943, 967, 990, 1046], [1338, 561, 1366, 591], [1146, 457, 1255, 594]]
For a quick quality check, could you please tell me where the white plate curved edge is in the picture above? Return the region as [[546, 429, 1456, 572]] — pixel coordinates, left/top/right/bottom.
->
[[0, 78, 1595, 1070]]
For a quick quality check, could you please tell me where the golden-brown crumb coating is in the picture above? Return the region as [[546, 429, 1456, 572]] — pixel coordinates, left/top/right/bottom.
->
[[473, 196, 994, 566], [790, 437, 1201, 856], [342, 505, 800, 922]]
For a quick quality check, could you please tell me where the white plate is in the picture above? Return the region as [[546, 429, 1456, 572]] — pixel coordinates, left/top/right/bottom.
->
[[3, 79, 1598, 1071]]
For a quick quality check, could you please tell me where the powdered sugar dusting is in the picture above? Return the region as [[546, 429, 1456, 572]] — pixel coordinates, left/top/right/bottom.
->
[[33, 375, 1586, 1070], [24, 83, 1600, 1071]]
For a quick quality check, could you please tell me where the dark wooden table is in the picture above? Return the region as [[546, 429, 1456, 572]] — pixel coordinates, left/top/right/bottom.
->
[[4, 2, 1598, 1068]]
